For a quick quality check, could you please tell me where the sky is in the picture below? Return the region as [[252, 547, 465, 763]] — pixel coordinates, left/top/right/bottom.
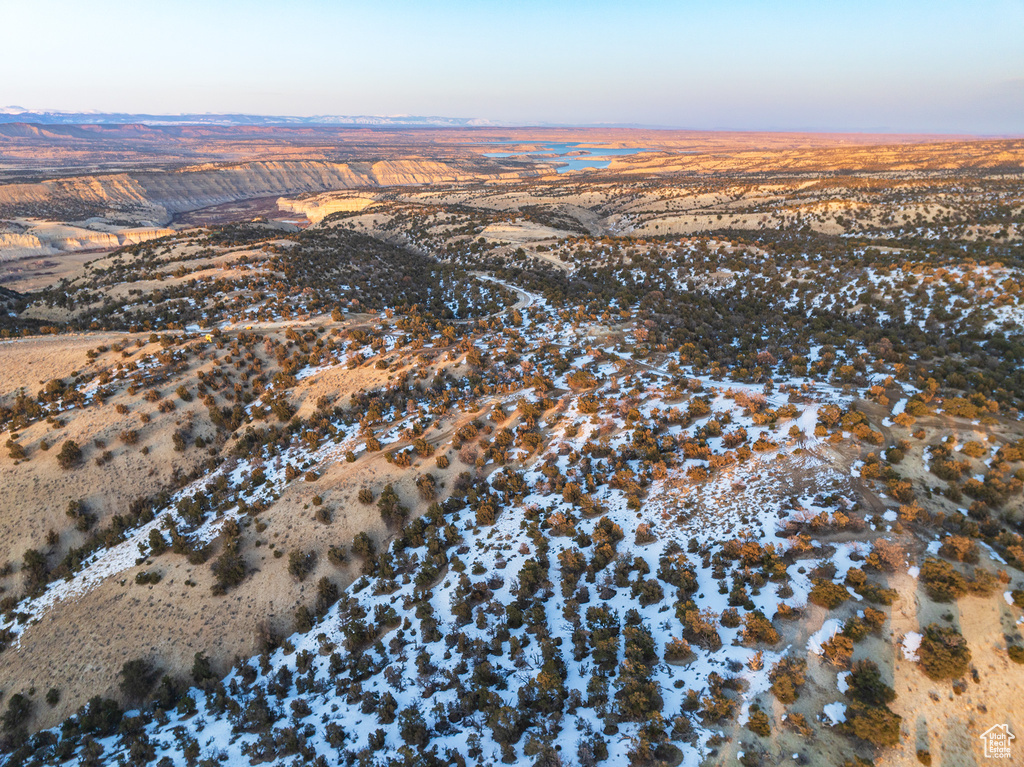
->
[[2, 0, 1022, 133]]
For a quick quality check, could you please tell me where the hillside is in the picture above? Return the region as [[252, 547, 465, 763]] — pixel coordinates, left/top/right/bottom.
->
[[0, 140, 1022, 766]]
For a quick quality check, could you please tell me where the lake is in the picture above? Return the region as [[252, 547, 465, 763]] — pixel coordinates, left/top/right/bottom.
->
[[481, 142, 652, 173]]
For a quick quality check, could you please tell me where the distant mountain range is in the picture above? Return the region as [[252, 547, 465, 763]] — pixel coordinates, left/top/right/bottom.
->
[[0, 107, 505, 127]]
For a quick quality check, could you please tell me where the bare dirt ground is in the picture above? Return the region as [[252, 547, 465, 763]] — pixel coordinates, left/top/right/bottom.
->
[[0, 250, 104, 292], [0, 318, 511, 729], [882, 570, 1024, 766]]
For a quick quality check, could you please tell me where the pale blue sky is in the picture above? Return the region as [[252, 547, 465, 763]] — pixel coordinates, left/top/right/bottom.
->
[[3, 0, 1022, 132]]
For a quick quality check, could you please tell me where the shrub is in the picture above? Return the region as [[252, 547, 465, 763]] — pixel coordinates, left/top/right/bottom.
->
[[845, 568, 898, 605], [918, 624, 971, 680], [398, 706, 429, 748], [845, 660, 895, 707], [866, 539, 904, 572], [784, 712, 813, 736], [358, 487, 374, 504], [663, 637, 693, 663], [56, 440, 82, 469], [22, 548, 49, 595], [191, 652, 216, 688], [741, 610, 780, 645], [680, 607, 721, 651], [288, 550, 318, 582], [699, 689, 736, 723], [66, 499, 96, 531], [960, 441, 987, 459], [294, 604, 314, 633], [211, 543, 246, 593], [862, 582, 898, 605], [841, 616, 871, 643], [475, 497, 499, 526], [327, 544, 347, 567], [135, 570, 162, 585], [919, 558, 968, 602], [746, 704, 770, 737], [863, 607, 887, 632], [809, 579, 848, 609], [938, 535, 979, 564], [843, 700, 902, 747], [352, 533, 375, 562], [314, 576, 339, 616], [377, 484, 408, 527], [893, 412, 916, 427], [821, 634, 855, 669], [416, 473, 437, 501], [1, 692, 31, 735], [148, 528, 169, 556], [119, 658, 159, 702], [634, 523, 656, 545], [967, 568, 998, 596], [769, 656, 807, 703], [886, 479, 915, 503]]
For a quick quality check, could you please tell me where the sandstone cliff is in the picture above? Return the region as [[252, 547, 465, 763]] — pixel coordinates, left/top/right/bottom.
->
[[134, 159, 502, 215], [277, 193, 377, 223], [0, 158, 536, 260], [0, 159, 529, 224], [0, 223, 174, 260]]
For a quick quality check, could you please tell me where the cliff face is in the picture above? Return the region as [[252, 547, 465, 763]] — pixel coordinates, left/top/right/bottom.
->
[[277, 193, 377, 224], [0, 159, 525, 223], [135, 159, 498, 214], [0, 158, 536, 260], [368, 160, 473, 185], [0, 174, 156, 215], [0, 224, 174, 260], [136, 161, 372, 214]]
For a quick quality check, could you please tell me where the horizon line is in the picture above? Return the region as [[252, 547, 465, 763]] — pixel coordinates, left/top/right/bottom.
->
[[1, 110, 1019, 139]]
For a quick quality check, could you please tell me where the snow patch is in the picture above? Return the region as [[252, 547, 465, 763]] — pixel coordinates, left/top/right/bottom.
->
[[808, 619, 842, 655], [822, 702, 847, 725], [902, 632, 922, 661]]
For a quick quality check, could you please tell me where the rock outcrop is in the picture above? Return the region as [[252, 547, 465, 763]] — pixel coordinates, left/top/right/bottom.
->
[[133, 160, 499, 215], [0, 158, 539, 259], [0, 174, 157, 215], [0, 159, 533, 224], [0, 223, 174, 260], [277, 193, 377, 223]]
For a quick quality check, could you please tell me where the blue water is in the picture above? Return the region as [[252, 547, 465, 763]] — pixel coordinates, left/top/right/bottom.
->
[[482, 142, 651, 173]]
